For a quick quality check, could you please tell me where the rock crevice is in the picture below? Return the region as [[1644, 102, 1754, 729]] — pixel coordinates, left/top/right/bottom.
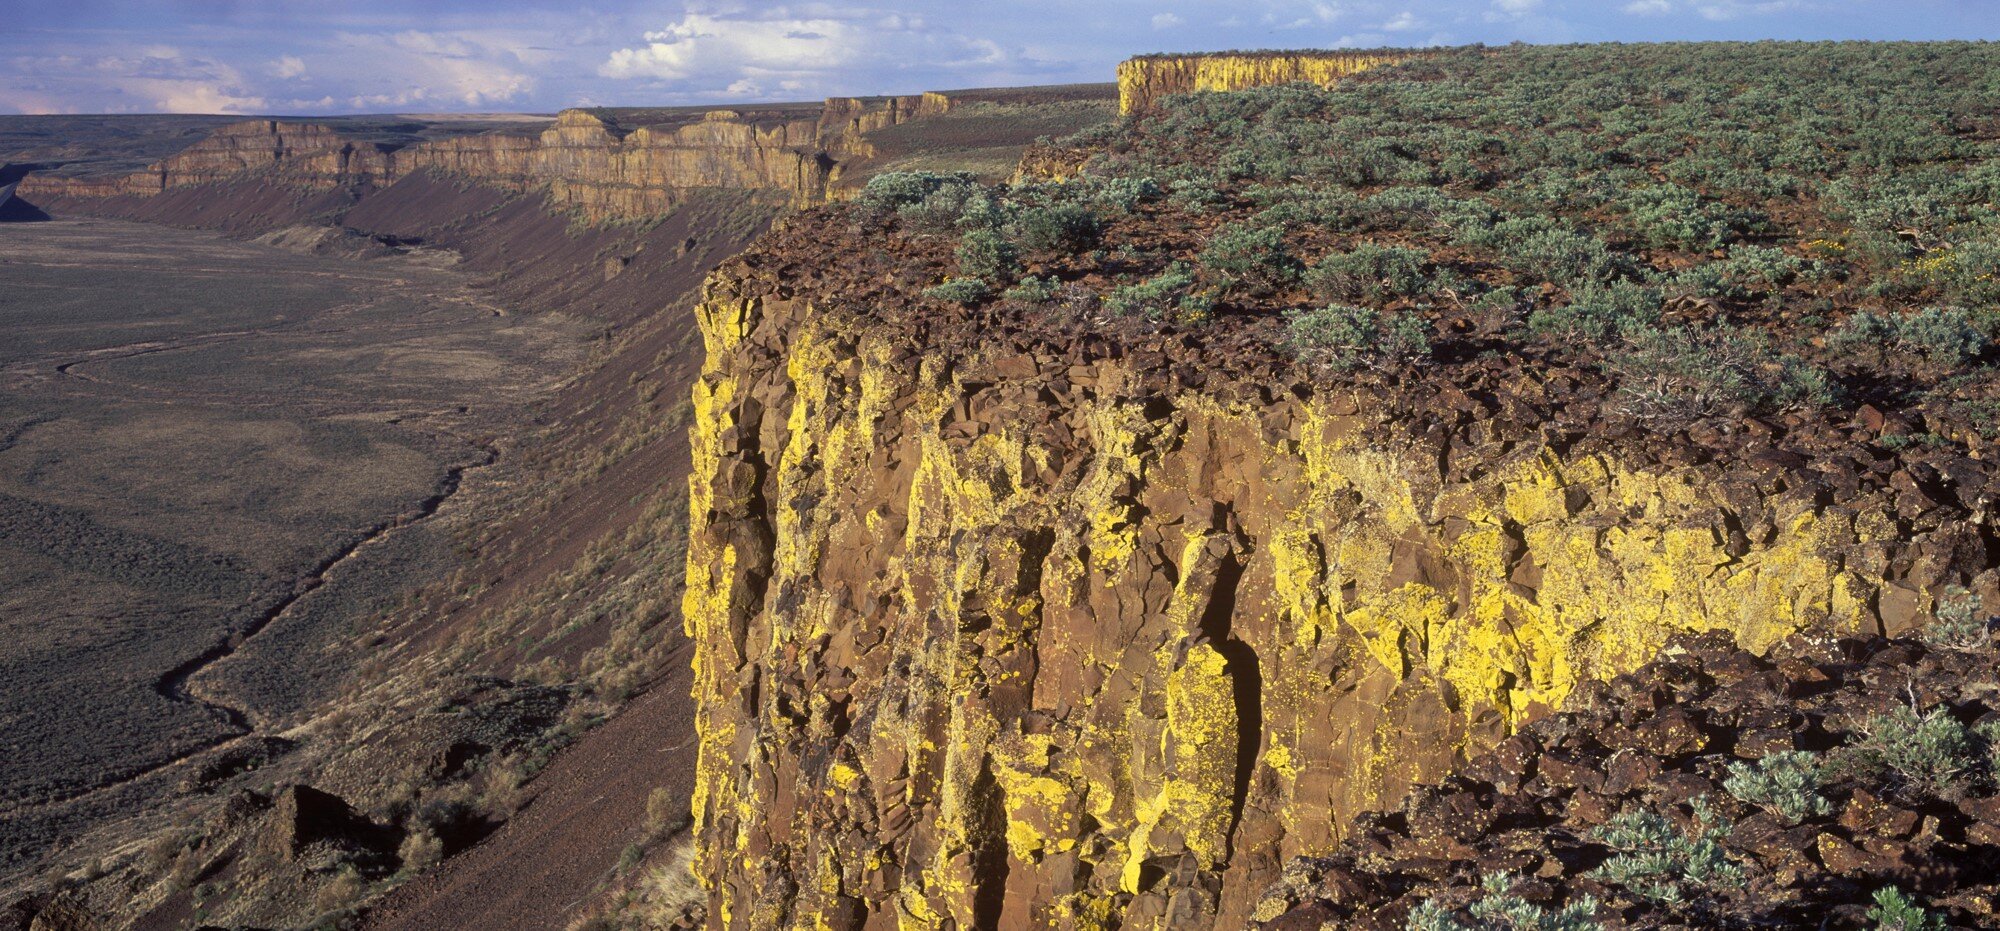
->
[[679, 264, 1980, 928]]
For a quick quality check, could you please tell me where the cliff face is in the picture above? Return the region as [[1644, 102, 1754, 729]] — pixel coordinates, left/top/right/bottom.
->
[[17, 96, 951, 220], [1116, 53, 1414, 114], [17, 120, 395, 197], [680, 269, 1976, 929], [391, 110, 839, 219]]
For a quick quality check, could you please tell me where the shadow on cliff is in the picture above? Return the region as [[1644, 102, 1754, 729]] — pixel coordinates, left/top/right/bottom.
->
[[1197, 551, 1262, 857], [2, 165, 52, 221], [0, 197, 53, 222]]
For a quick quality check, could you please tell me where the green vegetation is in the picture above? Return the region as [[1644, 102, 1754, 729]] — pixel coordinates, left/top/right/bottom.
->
[[1836, 703, 1990, 802], [1405, 873, 1601, 931], [1306, 243, 1434, 304], [957, 228, 1021, 282], [1606, 325, 1837, 420], [1002, 275, 1062, 305], [1197, 223, 1300, 296], [1105, 262, 1212, 322], [1923, 589, 1992, 652], [924, 277, 994, 306], [1589, 799, 1744, 908], [974, 42, 2000, 439], [1011, 203, 1103, 253], [1867, 887, 1947, 931], [1830, 307, 1994, 370], [1721, 750, 1831, 824], [1284, 303, 1430, 371], [858, 170, 979, 213]]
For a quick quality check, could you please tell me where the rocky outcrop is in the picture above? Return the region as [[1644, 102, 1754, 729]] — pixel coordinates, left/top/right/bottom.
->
[[17, 120, 394, 198], [16, 92, 988, 221], [1117, 52, 1416, 114], [679, 264, 1990, 928], [1251, 629, 2000, 929]]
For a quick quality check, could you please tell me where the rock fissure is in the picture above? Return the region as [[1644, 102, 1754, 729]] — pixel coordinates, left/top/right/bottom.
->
[[679, 265, 1984, 927]]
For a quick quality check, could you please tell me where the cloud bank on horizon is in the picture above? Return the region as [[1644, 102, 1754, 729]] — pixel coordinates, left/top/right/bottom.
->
[[3, 0, 1994, 115]]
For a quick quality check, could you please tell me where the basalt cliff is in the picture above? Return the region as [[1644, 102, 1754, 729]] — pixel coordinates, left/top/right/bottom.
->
[[9, 41, 1999, 931], [678, 249, 1991, 929], [17, 91, 1004, 220], [1116, 52, 1415, 114]]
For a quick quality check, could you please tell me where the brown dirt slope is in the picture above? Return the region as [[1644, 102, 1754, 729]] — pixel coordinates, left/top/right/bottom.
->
[[360, 647, 698, 931]]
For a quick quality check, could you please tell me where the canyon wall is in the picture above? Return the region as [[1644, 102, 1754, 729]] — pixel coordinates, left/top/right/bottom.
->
[[16, 120, 397, 197], [680, 269, 1986, 929], [15, 95, 959, 220], [1116, 53, 1415, 114]]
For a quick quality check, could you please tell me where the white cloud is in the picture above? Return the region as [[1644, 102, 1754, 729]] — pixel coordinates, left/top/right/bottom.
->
[[1485, 0, 1542, 20], [270, 55, 307, 79], [1152, 13, 1185, 29], [326, 30, 535, 108], [1695, 0, 1809, 19], [602, 13, 866, 81], [33, 47, 274, 113], [1382, 11, 1421, 31], [600, 8, 1014, 100]]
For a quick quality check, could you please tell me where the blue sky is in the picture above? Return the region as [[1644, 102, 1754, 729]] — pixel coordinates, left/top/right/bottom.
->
[[4, 1, 1996, 114]]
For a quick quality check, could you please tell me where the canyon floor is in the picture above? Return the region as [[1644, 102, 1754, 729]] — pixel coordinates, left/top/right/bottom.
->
[[0, 217, 590, 885]]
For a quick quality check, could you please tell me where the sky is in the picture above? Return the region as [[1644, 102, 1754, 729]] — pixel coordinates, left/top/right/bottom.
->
[[2, 0, 1995, 115]]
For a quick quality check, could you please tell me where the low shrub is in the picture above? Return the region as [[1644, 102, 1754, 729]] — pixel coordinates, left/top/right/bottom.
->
[[1922, 589, 1991, 652], [1605, 325, 1837, 420], [1459, 216, 1624, 288], [1169, 177, 1227, 210], [957, 229, 1021, 282], [897, 183, 995, 233], [859, 171, 978, 212], [1085, 176, 1163, 212], [1589, 799, 1745, 907], [1619, 184, 1758, 251], [1199, 223, 1301, 296], [1002, 276, 1062, 305], [1829, 307, 1990, 370], [1305, 243, 1432, 304], [1405, 873, 1602, 931], [923, 277, 992, 305], [1722, 750, 1831, 825], [1528, 280, 1662, 342], [1105, 262, 1211, 322], [1011, 204, 1103, 253], [1836, 703, 1987, 801], [1284, 304, 1430, 372], [1866, 887, 1947, 931]]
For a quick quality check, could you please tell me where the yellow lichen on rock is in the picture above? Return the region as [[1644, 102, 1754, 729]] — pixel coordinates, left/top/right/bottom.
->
[[680, 284, 1918, 929], [1117, 52, 1416, 113]]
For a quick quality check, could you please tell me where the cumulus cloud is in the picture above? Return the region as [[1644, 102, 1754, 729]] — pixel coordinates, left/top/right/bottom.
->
[[1382, 11, 1422, 31], [1151, 13, 1185, 29], [2, 25, 546, 114], [326, 30, 537, 107], [6, 46, 273, 113], [600, 7, 1013, 100], [1485, 0, 1542, 21]]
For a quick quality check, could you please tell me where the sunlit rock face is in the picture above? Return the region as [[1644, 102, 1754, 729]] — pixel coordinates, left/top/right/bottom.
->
[[678, 261, 1957, 930], [16, 96, 949, 221], [1116, 52, 1415, 114]]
